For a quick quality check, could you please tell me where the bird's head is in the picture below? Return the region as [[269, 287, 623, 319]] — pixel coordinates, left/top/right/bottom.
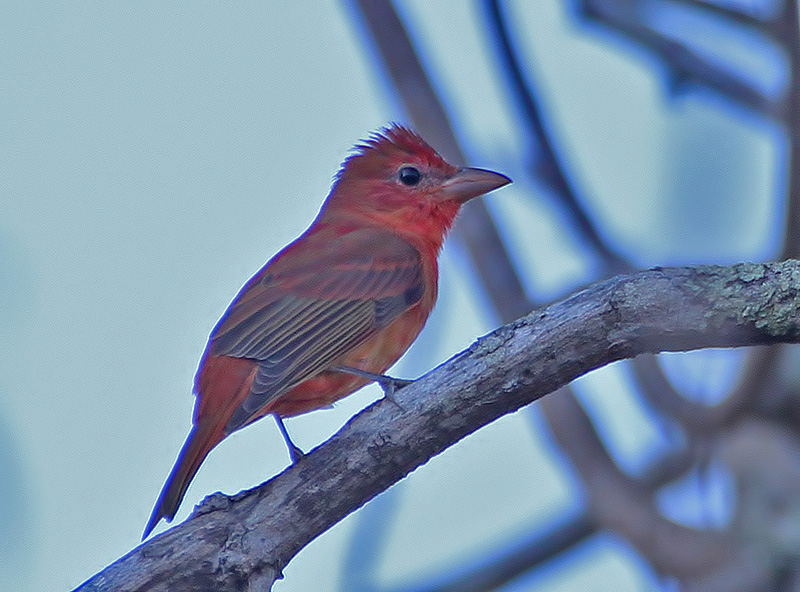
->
[[320, 124, 510, 246]]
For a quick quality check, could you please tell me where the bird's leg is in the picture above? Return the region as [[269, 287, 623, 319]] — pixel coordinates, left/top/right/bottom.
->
[[334, 366, 413, 409], [274, 415, 304, 464]]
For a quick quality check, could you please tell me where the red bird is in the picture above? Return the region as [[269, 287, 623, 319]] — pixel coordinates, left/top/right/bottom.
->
[[143, 124, 510, 538]]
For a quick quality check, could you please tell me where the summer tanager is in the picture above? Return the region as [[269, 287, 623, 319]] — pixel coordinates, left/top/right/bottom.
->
[[143, 124, 510, 538]]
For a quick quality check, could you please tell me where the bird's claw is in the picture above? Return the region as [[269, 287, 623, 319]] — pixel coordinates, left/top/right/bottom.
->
[[376, 376, 413, 410], [334, 366, 414, 410]]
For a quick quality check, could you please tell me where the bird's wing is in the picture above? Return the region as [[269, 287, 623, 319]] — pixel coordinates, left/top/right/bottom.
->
[[209, 226, 425, 432]]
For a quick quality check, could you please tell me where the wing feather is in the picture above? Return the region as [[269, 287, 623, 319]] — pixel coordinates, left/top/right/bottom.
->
[[209, 228, 426, 433]]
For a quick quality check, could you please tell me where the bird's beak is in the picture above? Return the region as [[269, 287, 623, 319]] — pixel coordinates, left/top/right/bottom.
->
[[438, 167, 512, 203]]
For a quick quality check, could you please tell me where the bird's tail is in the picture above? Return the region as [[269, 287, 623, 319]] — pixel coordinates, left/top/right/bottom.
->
[[142, 420, 222, 540]]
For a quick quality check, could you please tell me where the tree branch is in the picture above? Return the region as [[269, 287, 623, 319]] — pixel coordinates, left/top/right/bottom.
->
[[393, 424, 699, 592], [75, 260, 800, 592], [540, 391, 760, 585], [577, 0, 786, 119], [675, 0, 784, 40], [779, 0, 800, 259], [484, 0, 631, 275]]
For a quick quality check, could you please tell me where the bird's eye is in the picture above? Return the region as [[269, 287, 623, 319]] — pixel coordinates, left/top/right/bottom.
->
[[398, 166, 422, 186]]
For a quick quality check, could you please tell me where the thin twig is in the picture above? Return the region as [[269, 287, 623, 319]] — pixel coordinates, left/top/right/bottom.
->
[[779, 0, 800, 259], [676, 0, 783, 37], [577, 0, 786, 119], [485, 0, 631, 274]]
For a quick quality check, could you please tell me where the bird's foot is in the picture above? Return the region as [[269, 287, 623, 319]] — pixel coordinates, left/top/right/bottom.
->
[[334, 366, 413, 410]]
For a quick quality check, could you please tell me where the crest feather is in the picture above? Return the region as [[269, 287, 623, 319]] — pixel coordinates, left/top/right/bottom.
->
[[336, 123, 454, 181]]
